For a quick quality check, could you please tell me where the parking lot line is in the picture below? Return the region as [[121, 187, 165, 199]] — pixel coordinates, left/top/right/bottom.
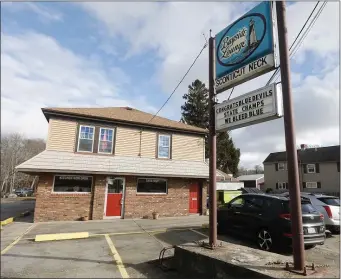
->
[[105, 234, 129, 278], [1, 223, 36, 255], [190, 229, 208, 238]]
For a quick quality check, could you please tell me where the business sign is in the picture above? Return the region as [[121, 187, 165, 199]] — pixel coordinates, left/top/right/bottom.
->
[[215, 83, 283, 132], [215, 1, 277, 94]]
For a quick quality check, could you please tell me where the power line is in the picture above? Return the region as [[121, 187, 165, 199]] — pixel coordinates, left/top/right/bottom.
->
[[272, 1, 327, 83], [147, 42, 208, 124], [266, 1, 321, 85]]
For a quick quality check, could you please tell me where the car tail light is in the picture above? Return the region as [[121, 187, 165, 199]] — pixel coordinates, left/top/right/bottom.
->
[[280, 213, 291, 220], [319, 213, 324, 221], [323, 206, 333, 218]]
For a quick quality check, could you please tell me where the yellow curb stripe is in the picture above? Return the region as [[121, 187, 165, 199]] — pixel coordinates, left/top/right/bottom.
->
[[35, 232, 89, 242], [190, 228, 209, 238], [1, 224, 36, 255], [105, 234, 129, 278], [1, 217, 14, 226]]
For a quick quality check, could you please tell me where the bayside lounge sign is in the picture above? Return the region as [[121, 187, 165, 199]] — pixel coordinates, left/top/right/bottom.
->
[[215, 1, 276, 94], [215, 83, 283, 132]]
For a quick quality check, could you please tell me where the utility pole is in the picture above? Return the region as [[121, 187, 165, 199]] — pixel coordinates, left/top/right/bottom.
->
[[208, 32, 217, 248], [276, 1, 305, 270]]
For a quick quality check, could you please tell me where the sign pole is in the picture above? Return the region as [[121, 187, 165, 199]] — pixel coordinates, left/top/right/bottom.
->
[[208, 32, 217, 248], [276, 1, 305, 270]]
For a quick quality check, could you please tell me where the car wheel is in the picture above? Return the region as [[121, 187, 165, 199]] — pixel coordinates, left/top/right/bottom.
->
[[305, 244, 316, 250], [257, 228, 273, 251]]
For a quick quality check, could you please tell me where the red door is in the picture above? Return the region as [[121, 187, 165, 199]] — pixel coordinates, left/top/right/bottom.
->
[[189, 183, 200, 213], [106, 178, 124, 217]]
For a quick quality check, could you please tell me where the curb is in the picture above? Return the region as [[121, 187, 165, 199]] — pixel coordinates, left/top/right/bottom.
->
[[35, 232, 89, 242], [202, 223, 209, 228], [1, 210, 32, 229]]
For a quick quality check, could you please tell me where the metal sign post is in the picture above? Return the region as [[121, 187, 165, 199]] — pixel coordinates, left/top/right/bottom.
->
[[276, 1, 305, 271], [208, 34, 217, 248]]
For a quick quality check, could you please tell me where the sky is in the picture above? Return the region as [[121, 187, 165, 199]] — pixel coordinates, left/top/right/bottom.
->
[[1, 1, 339, 169]]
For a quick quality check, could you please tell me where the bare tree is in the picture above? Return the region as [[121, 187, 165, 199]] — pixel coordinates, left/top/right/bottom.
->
[[1, 133, 45, 197]]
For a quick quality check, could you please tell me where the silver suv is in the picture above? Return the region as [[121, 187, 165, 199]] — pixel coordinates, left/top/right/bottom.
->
[[281, 192, 340, 233]]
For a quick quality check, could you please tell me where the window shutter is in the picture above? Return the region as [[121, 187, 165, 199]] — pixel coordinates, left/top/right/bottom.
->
[[276, 183, 278, 189], [275, 163, 278, 171], [337, 162, 340, 172], [316, 163, 320, 173], [317, 182, 321, 189], [303, 164, 307, 173], [303, 182, 306, 189]]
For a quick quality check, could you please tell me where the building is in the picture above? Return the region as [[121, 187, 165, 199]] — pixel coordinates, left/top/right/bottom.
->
[[16, 107, 224, 222], [216, 181, 244, 204], [237, 174, 264, 189], [263, 145, 340, 195]]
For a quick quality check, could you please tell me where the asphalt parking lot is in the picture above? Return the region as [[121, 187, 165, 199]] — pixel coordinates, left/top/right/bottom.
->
[[1, 216, 340, 278], [1, 199, 35, 221]]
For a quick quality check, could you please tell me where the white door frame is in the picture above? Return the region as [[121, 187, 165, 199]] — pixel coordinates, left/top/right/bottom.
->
[[103, 177, 126, 219]]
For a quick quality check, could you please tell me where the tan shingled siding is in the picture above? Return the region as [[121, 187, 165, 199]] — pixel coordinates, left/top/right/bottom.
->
[[115, 127, 140, 156], [46, 118, 77, 152], [141, 131, 156, 158], [172, 134, 204, 161]]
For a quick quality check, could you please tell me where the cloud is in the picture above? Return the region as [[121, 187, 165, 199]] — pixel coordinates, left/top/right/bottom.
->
[[1, 32, 156, 139], [2, 2, 63, 22]]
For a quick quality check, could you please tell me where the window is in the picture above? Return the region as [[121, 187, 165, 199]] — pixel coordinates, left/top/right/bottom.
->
[[284, 201, 317, 214], [158, 134, 171, 159], [307, 164, 316, 173], [53, 175, 92, 193], [277, 182, 287, 189], [230, 197, 245, 208], [278, 163, 285, 171], [137, 178, 167, 194], [245, 196, 264, 209], [98, 128, 114, 154], [78, 125, 95, 152], [306, 182, 317, 188], [317, 197, 340, 206]]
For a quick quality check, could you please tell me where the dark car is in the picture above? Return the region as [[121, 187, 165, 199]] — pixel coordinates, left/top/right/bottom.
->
[[217, 193, 325, 251], [15, 188, 33, 197]]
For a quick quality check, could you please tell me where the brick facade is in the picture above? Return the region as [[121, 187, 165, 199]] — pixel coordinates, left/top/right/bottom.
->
[[34, 173, 207, 222], [34, 174, 93, 222]]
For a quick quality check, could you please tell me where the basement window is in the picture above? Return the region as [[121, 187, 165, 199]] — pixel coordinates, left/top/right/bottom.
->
[[137, 178, 167, 194], [53, 175, 92, 193]]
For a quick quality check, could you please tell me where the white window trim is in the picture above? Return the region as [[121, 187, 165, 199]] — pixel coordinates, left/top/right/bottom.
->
[[98, 127, 115, 154], [306, 182, 318, 189], [278, 163, 285, 171], [136, 178, 168, 194], [158, 134, 171, 159], [307, 164, 316, 173], [52, 174, 93, 194], [77, 125, 95, 153], [278, 182, 287, 189]]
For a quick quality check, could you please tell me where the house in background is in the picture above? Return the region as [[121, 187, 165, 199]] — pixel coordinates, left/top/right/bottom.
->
[[263, 145, 340, 196], [216, 181, 244, 204], [237, 174, 264, 189], [16, 107, 224, 222]]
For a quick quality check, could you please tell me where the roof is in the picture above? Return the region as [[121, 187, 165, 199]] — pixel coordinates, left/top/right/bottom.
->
[[263, 145, 340, 164], [15, 150, 224, 179], [237, 174, 264, 181], [241, 188, 263, 194], [42, 107, 207, 134]]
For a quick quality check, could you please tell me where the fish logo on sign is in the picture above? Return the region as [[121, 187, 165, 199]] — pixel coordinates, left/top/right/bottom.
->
[[217, 14, 267, 67]]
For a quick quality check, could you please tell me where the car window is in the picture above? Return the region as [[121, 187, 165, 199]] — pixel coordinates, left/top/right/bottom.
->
[[317, 197, 340, 206], [245, 196, 264, 209], [230, 197, 245, 208], [283, 201, 318, 213]]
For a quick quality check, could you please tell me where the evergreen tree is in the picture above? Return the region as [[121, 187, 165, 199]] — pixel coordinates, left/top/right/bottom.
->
[[180, 79, 241, 176]]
